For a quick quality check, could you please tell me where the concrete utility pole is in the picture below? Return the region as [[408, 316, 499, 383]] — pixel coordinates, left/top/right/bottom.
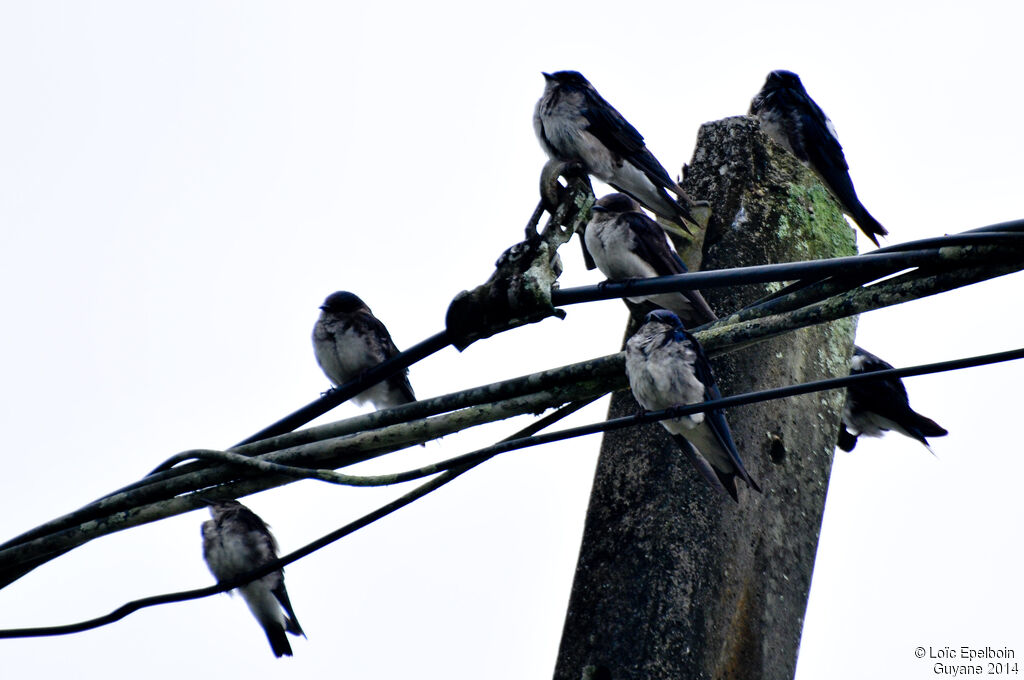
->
[[554, 116, 858, 680]]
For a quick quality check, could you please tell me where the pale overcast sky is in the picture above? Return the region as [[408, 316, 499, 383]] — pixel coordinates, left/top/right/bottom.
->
[[1, 2, 1022, 679]]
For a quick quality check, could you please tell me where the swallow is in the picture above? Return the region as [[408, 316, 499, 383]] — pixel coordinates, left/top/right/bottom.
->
[[838, 345, 948, 452], [749, 69, 888, 246], [534, 70, 708, 235], [201, 500, 305, 657], [312, 291, 415, 409], [625, 310, 760, 501], [585, 193, 717, 327]]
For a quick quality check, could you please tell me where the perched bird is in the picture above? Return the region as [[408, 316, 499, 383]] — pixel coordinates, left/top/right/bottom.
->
[[838, 346, 948, 452], [749, 69, 888, 246], [585, 193, 717, 328], [534, 70, 708, 235], [201, 500, 305, 658], [625, 310, 760, 501], [312, 291, 415, 409]]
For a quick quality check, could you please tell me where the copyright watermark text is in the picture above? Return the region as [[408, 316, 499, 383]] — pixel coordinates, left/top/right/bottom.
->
[[914, 646, 1019, 675]]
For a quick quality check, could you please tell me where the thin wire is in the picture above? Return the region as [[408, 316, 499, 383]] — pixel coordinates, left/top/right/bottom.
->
[[5, 229, 1023, 572], [0, 399, 598, 639], [234, 330, 453, 447], [3, 224, 1023, 623], [163, 228, 1024, 475], [184, 225, 1024, 458], [752, 228, 1024, 306], [3, 345, 1023, 639], [368, 345, 1024, 478], [227, 227, 1024, 454], [0, 351, 625, 566], [550, 231, 1024, 306]]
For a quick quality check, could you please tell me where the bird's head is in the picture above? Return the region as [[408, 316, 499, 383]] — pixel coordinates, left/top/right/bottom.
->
[[592, 193, 641, 215], [763, 69, 804, 91], [320, 291, 367, 314], [542, 70, 590, 88], [644, 309, 684, 329], [199, 497, 243, 517]]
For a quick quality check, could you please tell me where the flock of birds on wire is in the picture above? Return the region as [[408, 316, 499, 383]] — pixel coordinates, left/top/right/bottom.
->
[[199, 69, 947, 658]]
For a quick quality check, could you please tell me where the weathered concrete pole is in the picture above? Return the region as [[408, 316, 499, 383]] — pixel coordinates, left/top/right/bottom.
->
[[553, 116, 858, 680]]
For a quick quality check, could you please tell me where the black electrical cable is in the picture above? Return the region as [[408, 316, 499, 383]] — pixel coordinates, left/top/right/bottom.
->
[[1, 345, 1021, 639], [234, 330, 453, 447], [550, 231, 1024, 307]]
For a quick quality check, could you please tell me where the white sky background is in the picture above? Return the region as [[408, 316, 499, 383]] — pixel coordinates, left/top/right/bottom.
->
[[1, 2, 1022, 678]]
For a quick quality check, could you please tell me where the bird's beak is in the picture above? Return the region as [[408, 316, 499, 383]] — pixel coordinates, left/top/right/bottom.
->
[[542, 72, 554, 81], [591, 205, 608, 213]]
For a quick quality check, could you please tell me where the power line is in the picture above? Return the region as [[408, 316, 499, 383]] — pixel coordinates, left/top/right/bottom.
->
[[550, 229, 1024, 307], [1, 345, 1021, 639], [3, 225, 1023, 581], [2, 217, 1023, 598], [234, 330, 453, 447], [0, 400, 596, 639], [111, 342, 1024, 489]]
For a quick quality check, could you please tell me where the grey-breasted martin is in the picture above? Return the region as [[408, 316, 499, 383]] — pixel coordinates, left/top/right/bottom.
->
[[534, 70, 708, 235], [201, 500, 305, 657], [838, 346, 948, 452], [750, 69, 888, 246], [312, 291, 415, 409], [585, 193, 717, 328], [625, 310, 760, 501]]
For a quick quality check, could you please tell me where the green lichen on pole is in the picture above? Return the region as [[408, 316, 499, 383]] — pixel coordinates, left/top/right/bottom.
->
[[553, 116, 858, 680]]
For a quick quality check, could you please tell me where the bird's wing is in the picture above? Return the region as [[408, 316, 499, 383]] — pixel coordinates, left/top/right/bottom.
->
[[579, 90, 682, 188], [848, 377, 921, 427], [774, 90, 886, 245], [780, 88, 849, 171], [621, 212, 687, 277], [272, 581, 305, 636], [803, 94, 845, 163], [355, 311, 416, 402], [848, 348, 914, 423], [848, 347, 945, 438], [579, 87, 646, 156], [351, 311, 399, 359], [669, 433, 736, 501], [232, 509, 305, 635], [233, 507, 280, 557], [684, 330, 758, 491], [791, 90, 876, 213], [621, 211, 716, 323], [623, 146, 682, 193]]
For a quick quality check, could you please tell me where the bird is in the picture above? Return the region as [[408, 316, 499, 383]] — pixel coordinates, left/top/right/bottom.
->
[[749, 69, 888, 247], [625, 309, 760, 501], [534, 70, 709, 235], [838, 345, 948, 452], [201, 500, 305, 658], [585, 193, 717, 328], [312, 291, 415, 409]]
